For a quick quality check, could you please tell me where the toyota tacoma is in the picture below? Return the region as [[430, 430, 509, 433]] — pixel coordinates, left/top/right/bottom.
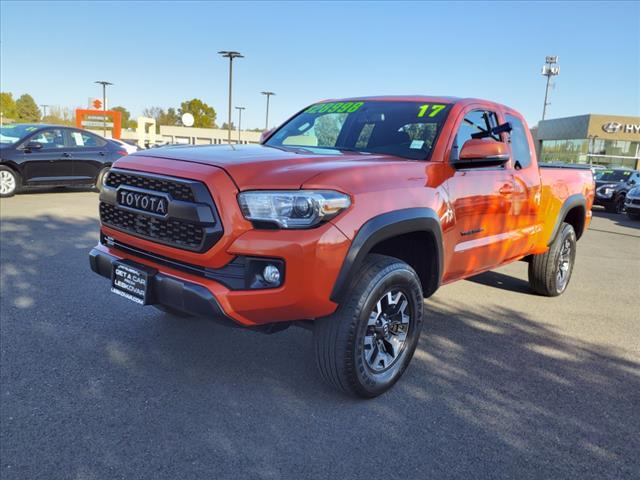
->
[[90, 96, 595, 397]]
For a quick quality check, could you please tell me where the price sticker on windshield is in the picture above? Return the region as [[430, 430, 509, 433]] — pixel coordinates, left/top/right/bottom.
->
[[417, 104, 447, 118], [306, 102, 364, 114]]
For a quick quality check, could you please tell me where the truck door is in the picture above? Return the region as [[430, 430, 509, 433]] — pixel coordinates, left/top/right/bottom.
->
[[442, 108, 515, 281], [503, 112, 541, 259]]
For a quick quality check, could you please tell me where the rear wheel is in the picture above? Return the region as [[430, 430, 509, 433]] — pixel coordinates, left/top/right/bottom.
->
[[0, 166, 20, 198], [313, 254, 424, 398], [528, 222, 576, 297]]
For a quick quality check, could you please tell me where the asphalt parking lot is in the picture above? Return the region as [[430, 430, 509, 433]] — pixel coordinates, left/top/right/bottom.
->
[[1, 190, 638, 480]]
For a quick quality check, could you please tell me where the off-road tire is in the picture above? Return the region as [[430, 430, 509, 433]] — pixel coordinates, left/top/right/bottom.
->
[[314, 254, 424, 398], [0, 166, 20, 198], [528, 222, 576, 297]]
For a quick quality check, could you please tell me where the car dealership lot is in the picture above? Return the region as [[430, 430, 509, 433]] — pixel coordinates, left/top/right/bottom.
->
[[1, 191, 638, 480]]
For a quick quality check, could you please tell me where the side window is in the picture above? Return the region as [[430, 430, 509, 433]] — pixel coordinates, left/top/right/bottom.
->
[[68, 130, 107, 148], [29, 129, 66, 149], [455, 110, 499, 148], [505, 114, 532, 168]]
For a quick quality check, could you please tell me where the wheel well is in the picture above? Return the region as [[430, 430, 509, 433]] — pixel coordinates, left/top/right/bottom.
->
[[369, 231, 439, 297], [564, 205, 585, 240]]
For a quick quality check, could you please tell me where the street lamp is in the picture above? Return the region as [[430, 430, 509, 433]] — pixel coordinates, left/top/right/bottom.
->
[[235, 106, 245, 144], [261, 91, 275, 130], [94, 80, 113, 136], [218, 51, 244, 144], [39, 104, 49, 122], [540, 56, 559, 121]]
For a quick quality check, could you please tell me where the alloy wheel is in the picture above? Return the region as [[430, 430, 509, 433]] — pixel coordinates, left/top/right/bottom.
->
[[556, 238, 572, 292], [0, 171, 16, 195], [363, 290, 412, 372]]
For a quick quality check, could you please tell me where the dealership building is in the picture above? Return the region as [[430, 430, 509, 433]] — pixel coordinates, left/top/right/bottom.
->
[[533, 114, 640, 169]]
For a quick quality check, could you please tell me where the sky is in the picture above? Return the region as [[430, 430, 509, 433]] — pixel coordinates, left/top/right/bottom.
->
[[1, 1, 638, 129]]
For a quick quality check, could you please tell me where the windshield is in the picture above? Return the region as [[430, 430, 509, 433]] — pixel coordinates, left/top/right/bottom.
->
[[595, 169, 633, 182], [0, 124, 40, 145], [266, 101, 452, 160]]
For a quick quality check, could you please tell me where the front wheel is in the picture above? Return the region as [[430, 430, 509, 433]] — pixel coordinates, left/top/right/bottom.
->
[[528, 222, 577, 296], [313, 254, 424, 398], [0, 166, 20, 198]]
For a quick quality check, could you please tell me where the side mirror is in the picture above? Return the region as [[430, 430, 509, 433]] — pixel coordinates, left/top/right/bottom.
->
[[455, 139, 509, 168], [260, 128, 275, 144], [23, 141, 43, 152]]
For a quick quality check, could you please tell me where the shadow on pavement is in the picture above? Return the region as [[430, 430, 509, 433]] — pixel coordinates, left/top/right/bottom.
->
[[1, 214, 638, 479], [465, 269, 532, 294]]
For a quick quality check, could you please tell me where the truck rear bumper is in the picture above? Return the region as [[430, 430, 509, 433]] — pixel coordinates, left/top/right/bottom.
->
[[89, 248, 239, 328]]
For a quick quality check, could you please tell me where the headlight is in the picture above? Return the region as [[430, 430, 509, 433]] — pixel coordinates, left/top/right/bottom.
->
[[238, 190, 351, 228], [598, 186, 615, 197]]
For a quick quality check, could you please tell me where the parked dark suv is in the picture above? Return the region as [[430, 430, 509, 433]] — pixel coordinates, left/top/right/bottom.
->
[[593, 168, 640, 213], [0, 124, 128, 197]]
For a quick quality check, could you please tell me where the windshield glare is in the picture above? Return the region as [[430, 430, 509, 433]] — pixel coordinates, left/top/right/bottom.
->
[[266, 101, 452, 160], [595, 170, 632, 182], [0, 124, 39, 144]]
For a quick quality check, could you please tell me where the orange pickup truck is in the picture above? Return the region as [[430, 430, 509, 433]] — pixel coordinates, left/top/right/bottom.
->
[[90, 96, 594, 397]]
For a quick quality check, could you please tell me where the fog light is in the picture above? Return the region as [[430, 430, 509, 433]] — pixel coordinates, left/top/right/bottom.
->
[[263, 265, 281, 284]]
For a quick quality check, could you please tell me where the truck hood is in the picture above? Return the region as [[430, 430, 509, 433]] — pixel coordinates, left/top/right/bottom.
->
[[130, 144, 403, 190]]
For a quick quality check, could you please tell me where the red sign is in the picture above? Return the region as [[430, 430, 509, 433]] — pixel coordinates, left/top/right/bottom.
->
[[92, 99, 103, 109], [75, 109, 122, 139]]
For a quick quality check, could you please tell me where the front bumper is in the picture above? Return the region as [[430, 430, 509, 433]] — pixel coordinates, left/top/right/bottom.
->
[[91, 220, 351, 326], [89, 248, 238, 327], [593, 194, 615, 207], [625, 196, 640, 214]]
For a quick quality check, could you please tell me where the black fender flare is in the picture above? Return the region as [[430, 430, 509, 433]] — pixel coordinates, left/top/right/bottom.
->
[[330, 207, 443, 303], [548, 193, 587, 245]]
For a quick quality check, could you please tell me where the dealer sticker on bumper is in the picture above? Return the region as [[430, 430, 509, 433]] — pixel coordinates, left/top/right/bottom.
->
[[111, 261, 151, 305]]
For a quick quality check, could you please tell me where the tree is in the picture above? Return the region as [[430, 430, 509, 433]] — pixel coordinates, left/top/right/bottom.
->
[[0, 92, 17, 120], [43, 105, 74, 126], [112, 106, 136, 129], [221, 122, 236, 130], [15, 94, 40, 122], [142, 107, 162, 122], [179, 98, 217, 128], [158, 107, 180, 127]]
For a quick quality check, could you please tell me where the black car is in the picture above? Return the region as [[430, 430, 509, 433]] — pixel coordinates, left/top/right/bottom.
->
[[0, 124, 128, 197], [593, 168, 640, 213]]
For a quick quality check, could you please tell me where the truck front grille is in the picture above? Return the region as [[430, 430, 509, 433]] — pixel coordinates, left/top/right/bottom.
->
[[99, 203, 205, 250], [106, 171, 195, 202], [99, 168, 223, 252]]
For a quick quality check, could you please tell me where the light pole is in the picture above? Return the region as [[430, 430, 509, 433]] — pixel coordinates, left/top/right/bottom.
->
[[95, 80, 113, 136], [540, 56, 559, 121], [39, 104, 49, 122], [235, 106, 245, 144], [218, 51, 244, 144], [261, 91, 275, 130]]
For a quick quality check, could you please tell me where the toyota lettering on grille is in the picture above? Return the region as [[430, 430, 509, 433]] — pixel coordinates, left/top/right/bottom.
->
[[117, 188, 169, 216]]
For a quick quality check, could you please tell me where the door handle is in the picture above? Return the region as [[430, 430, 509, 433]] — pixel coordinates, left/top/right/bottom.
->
[[99, 151, 106, 156], [499, 185, 514, 196], [62, 152, 72, 158]]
